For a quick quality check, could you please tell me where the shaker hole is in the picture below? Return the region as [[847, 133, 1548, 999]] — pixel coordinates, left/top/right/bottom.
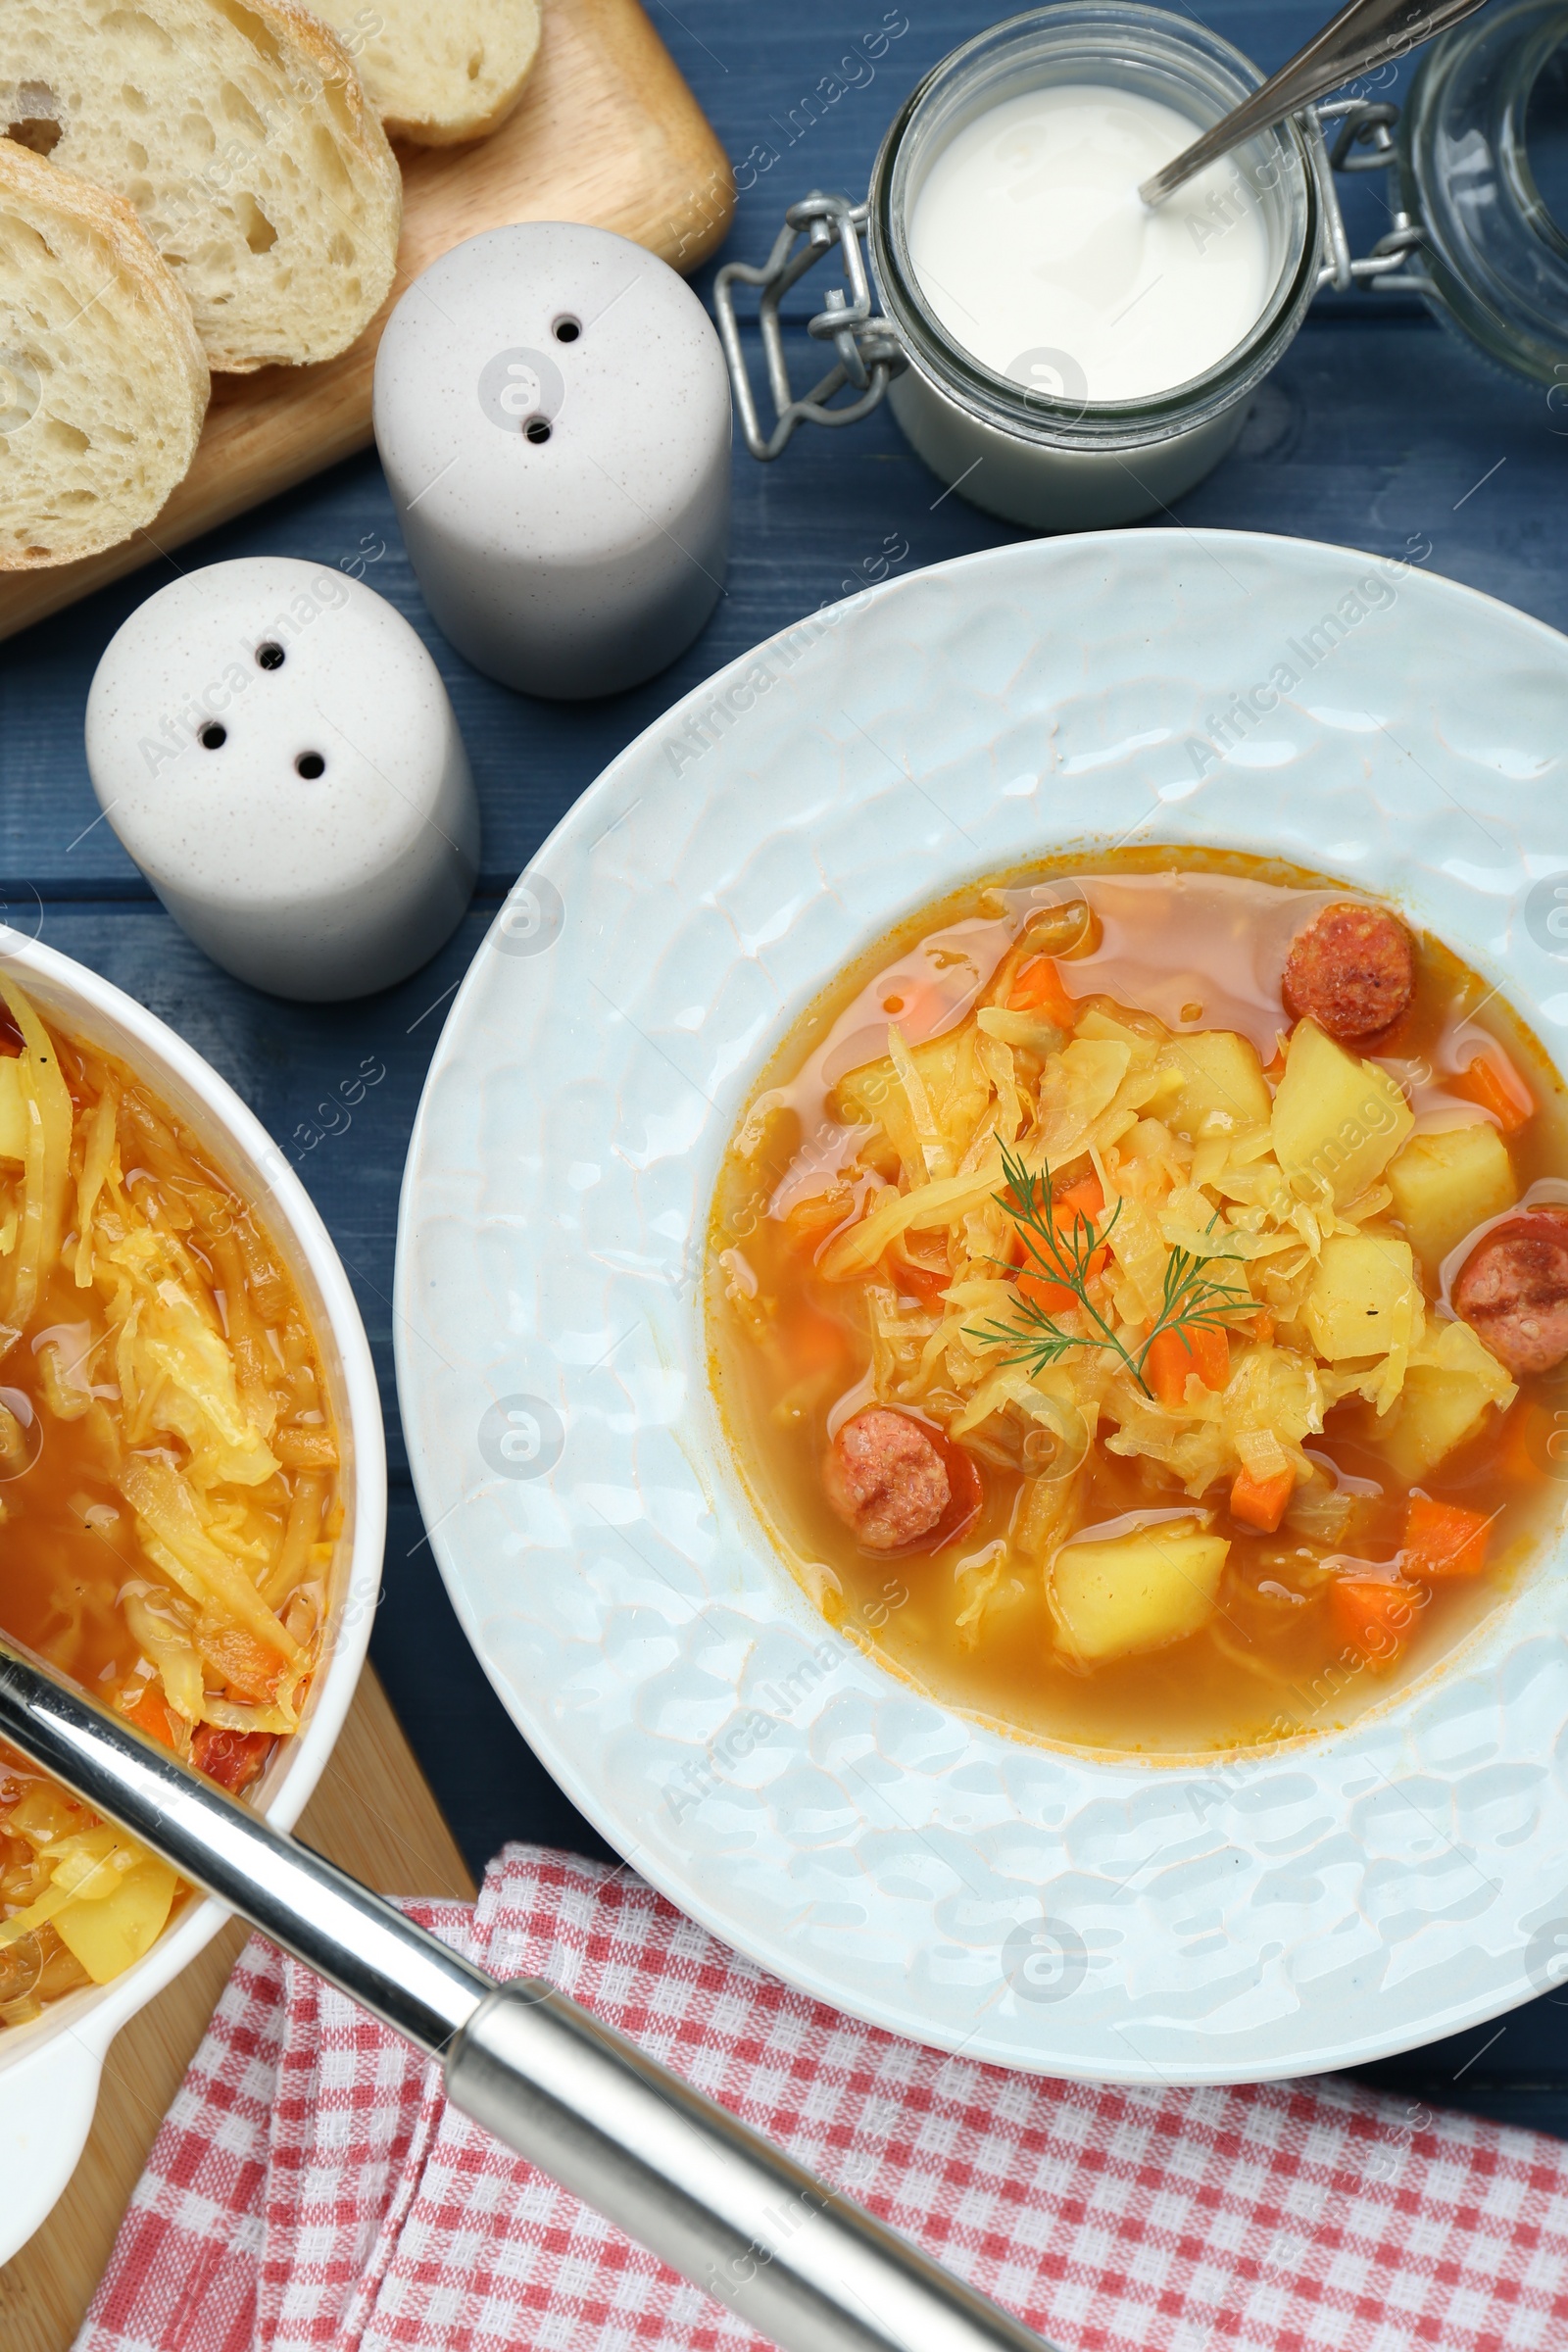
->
[[199, 722, 226, 750], [554, 316, 580, 343], [256, 641, 285, 670], [295, 751, 325, 779], [525, 417, 552, 444]]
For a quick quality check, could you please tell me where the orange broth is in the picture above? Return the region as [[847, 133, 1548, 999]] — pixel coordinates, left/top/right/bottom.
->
[[708, 852, 1568, 1756]]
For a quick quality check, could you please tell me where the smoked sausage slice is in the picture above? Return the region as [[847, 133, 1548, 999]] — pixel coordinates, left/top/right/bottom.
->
[[823, 1407, 950, 1551], [1453, 1209, 1568, 1377], [1282, 903, 1415, 1042]]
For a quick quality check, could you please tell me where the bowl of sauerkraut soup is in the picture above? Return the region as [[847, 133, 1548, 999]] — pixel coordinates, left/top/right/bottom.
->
[[0, 931, 382, 2261], [396, 526, 1568, 2082]]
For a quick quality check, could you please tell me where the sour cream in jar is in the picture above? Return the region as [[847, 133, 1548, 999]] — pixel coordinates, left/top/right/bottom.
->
[[907, 83, 1273, 404]]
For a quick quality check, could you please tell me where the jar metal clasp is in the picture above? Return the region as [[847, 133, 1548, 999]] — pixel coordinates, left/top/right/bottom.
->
[[712, 194, 906, 460]]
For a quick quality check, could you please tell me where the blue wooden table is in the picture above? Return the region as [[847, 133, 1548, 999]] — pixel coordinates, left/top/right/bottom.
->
[[4, 0, 1564, 2135]]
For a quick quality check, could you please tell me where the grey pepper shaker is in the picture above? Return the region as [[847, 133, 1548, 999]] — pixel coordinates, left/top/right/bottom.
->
[[373, 221, 731, 698]]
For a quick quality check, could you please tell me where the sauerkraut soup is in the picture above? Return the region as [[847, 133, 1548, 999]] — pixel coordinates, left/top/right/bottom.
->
[[0, 982, 338, 2018], [708, 853, 1568, 1754]]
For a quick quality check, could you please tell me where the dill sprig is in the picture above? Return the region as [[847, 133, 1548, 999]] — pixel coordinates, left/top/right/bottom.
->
[[964, 1143, 1255, 1398]]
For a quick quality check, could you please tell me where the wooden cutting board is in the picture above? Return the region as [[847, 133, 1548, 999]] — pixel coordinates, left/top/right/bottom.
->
[[0, 0, 733, 644], [0, 1666, 476, 2352]]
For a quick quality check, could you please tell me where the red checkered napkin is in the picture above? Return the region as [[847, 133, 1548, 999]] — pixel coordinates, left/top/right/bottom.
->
[[76, 1842, 1568, 2352]]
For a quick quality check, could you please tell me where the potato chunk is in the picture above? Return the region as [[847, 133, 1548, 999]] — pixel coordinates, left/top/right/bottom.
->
[[1387, 1121, 1517, 1274], [1376, 1370, 1492, 1481], [1158, 1029, 1272, 1142], [1304, 1234, 1419, 1361], [1271, 1019, 1413, 1205], [1051, 1521, 1229, 1666], [1374, 1318, 1517, 1480], [53, 1853, 178, 1985]]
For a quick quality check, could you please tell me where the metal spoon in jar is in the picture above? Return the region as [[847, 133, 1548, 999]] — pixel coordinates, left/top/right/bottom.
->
[[1139, 0, 1492, 207], [0, 1640, 1056, 2352]]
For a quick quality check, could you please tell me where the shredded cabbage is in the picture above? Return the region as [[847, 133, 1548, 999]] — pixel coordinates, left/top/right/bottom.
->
[[806, 937, 1511, 1584], [0, 987, 339, 2013]]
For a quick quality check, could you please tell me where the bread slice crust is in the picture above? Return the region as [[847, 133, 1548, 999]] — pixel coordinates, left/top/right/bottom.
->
[[310, 0, 543, 146], [0, 140, 209, 569], [0, 0, 403, 372]]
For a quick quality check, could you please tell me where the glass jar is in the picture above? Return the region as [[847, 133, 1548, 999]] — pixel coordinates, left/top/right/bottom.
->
[[1398, 0, 1568, 386], [715, 2, 1322, 530], [866, 3, 1321, 529]]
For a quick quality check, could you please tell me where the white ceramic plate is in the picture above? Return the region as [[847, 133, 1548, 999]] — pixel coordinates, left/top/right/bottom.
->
[[0, 934, 384, 2260], [396, 528, 1568, 2085]]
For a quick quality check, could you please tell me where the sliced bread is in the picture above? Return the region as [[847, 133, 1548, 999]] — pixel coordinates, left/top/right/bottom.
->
[[0, 140, 208, 569], [310, 0, 542, 146], [0, 0, 403, 373]]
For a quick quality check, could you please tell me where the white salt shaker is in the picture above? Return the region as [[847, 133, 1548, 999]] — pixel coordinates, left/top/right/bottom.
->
[[372, 221, 731, 699], [84, 558, 479, 1002]]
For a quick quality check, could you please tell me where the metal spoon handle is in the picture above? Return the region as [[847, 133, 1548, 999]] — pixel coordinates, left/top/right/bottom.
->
[[1139, 0, 1490, 205], [0, 1645, 1054, 2352]]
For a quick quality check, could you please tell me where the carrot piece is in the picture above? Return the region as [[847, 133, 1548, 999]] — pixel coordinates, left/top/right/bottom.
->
[[1147, 1322, 1231, 1407], [1004, 1171, 1102, 1225], [121, 1684, 179, 1749], [1014, 1175, 1107, 1313], [1145, 1329, 1186, 1406], [192, 1725, 275, 1794], [1328, 1577, 1418, 1668], [1454, 1048, 1533, 1134], [1016, 1266, 1076, 1313], [1402, 1494, 1491, 1579], [1008, 956, 1078, 1027], [887, 1254, 951, 1306], [1056, 1174, 1104, 1220], [1250, 1309, 1276, 1346], [1231, 1464, 1295, 1534], [1186, 1324, 1231, 1390]]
